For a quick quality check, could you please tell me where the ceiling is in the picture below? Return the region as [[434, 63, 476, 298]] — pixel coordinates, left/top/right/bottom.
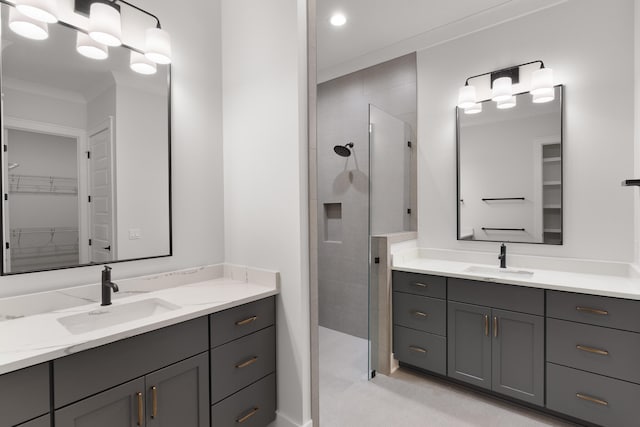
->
[[317, 0, 566, 82]]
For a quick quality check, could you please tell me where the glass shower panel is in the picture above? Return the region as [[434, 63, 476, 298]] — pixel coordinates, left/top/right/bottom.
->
[[368, 104, 414, 378]]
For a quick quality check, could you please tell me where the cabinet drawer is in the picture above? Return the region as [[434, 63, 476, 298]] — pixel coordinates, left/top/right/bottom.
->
[[0, 363, 49, 427], [211, 373, 276, 427], [211, 326, 276, 404], [393, 325, 446, 375], [547, 318, 640, 383], [547, 363, 640, 427], [392, 271, 446, 298], [393, 292, 446, 336], [547, 290, 640, 333], [211, 297, 275, 348], [54, 316, 208, 408], [17, 414, 50, 427], [448, 278, 543, 315]]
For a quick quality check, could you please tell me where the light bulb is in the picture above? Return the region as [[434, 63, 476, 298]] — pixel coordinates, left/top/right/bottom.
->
[[77, 32, 108, 60], [9, 7, 48, 40], [496, 96, 516, 109], [464, 103, 482, 115], [15, 0, 58, 23], [532, 87, 555, 103], [330, 13, 347, 26], [531, 67, 554, 95], [130, 51, 157, 75], [492, 77, 512, 102], [457, 85, 476, 109], [89, 2, 122, 47], [145, 28, 172, 64]]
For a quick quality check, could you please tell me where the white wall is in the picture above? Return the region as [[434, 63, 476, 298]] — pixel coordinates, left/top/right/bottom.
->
[[418, 0, 635, 261], [221, 1, 311, 426], [0, 0, 224, 297], [3, 85, 86, 130]]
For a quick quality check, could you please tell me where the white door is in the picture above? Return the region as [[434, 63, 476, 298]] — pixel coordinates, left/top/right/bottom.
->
[[88, 119, 116, 263]]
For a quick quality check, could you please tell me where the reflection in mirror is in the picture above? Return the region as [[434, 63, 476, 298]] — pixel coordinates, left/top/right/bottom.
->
[[1, 3, 171, 274], [457, 85, 563, 244]]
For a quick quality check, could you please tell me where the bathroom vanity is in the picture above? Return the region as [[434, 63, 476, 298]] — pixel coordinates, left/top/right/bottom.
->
[[0, 266, 278, 427], [391, 254, 640, 427]]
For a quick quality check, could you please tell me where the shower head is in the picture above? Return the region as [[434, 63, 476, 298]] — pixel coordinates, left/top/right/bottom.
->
[[334, 142, 354, 157]]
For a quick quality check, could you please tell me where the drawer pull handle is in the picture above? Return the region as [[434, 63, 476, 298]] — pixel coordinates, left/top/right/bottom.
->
[[151, 386, 158, 419], [576, 393, 609, 406], [484, 315, 489, 336], [236, 356, 259, 369], [236, 316, 258, 326], [236, 407, 259, 423], [408, 345, 427, 354], [412, 311, 429, 318], [493, 316, 498, 337], [576, 306, 609, 316], [136, 392, 143, 426], [576, 345, 609, 356], [412, 282, 428, 288]]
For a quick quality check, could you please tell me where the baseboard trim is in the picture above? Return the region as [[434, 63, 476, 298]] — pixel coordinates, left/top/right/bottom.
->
[[268, 411, 313, 427]]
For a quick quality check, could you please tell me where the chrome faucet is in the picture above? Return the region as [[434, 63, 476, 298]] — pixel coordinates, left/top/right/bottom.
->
[[101, 266, 119, 306], [498, 243, 507, 269]]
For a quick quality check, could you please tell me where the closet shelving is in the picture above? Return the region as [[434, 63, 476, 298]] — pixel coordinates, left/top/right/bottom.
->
[[9, 227, 79, 272], [542, 141, 562, 244], [9, 174, 78, 195]]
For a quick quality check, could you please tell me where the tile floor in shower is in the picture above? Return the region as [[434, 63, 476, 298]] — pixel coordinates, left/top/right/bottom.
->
[[318, 326, 577, 427]]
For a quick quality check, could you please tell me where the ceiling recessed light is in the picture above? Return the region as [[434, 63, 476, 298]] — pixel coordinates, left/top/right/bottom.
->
[[330, 13, 347, 27]]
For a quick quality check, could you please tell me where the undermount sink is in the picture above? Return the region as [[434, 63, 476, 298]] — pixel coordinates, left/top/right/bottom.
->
[[58, 298, 180, 335], [464, 265, 534, 278]]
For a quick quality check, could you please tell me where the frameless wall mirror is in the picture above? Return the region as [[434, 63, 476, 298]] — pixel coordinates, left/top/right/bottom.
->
[[457, 85, 563, 244], [0, 2, 171, 274]]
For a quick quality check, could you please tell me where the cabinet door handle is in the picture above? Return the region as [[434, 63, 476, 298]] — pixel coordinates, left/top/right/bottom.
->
[[484, 315, 489, 336], [412, 282, 428, 288], [136, 392, 143, 426], [235, 316, 258, 326], [408, 345, 427, 354], [236, 407, 259, 423], [236, 356, 259, 369], [412, 311, 428, 318], [151, 386, 158, 419], [576, 393, 608, 406], [576, 345, 609, 356], [493, 316, 498, 337], [576, 306, 608, 316]]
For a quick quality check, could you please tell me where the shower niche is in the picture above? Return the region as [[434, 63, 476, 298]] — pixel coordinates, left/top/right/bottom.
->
[[323, 203, 343, 243]]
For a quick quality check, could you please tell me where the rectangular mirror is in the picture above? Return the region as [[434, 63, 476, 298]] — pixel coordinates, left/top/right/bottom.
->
[[1, 3, 171, 274], [457, 85, 563, 244]]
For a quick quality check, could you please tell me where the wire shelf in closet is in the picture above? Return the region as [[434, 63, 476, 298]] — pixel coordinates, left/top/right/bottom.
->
[[9, 174, 78, 194]]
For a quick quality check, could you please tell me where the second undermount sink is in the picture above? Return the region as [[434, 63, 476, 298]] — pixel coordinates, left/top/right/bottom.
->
[[464, 265, 534, 278], [58, 298, 180, 335]]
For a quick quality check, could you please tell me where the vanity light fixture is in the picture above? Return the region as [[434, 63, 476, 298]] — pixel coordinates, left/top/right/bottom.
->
[[464, 102, 482, 114], [76, 32, 109, 60], [9, 7, 49, 40], [457, 60, 554, 114], [15, 0, 58, 23], [88, 1, 122, 47], [130, 51, 157, 75], [145, 27, 171, 64]]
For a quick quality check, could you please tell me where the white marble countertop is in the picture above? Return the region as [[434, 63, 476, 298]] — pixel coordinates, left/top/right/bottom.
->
[[0, 264, 279, 375], [392, 248, 640, 300]]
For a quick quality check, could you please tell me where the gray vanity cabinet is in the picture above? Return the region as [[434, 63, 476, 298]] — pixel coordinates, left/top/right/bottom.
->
[[447, 302, 491, 389], [15, 415, 50, 427], [55, 377, 145, 427], [0, 363, 49, 427], [447, 279, 544, 406], [55, 353, 209, 427]]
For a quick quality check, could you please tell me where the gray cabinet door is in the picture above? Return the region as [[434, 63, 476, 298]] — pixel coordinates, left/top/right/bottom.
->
[[447, 301, 491, 390], [491, 309, 544, 406], [55, 377, 145, 427], [146, 352, 210, 427]]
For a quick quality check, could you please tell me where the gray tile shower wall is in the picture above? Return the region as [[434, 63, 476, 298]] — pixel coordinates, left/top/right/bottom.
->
[[317, 53, 417, 338]]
